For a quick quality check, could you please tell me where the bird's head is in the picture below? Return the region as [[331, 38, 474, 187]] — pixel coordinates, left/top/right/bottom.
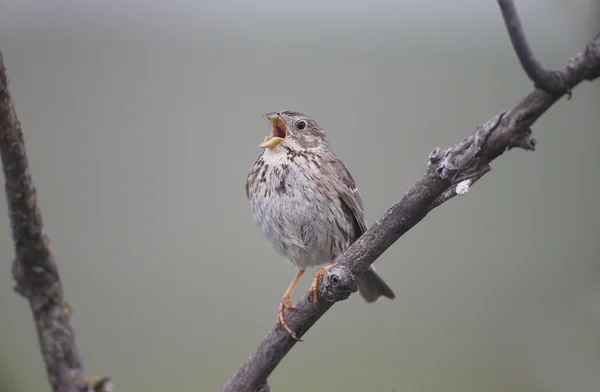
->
[[259, 111, 327, 151]]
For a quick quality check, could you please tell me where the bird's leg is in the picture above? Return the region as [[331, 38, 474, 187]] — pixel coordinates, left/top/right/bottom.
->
[[277, 269, 304, 340], [310, 260, 335, 304]]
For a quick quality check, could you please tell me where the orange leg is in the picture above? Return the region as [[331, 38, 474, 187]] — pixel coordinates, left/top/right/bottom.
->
[[310, 260, 335, 304], [277, 269, 304, 340]]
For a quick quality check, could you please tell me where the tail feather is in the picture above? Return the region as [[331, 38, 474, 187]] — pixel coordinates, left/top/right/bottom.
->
[[357, 266, 395, 303]]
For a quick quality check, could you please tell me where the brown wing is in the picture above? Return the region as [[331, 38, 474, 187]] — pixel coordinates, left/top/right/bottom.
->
[[328, 157, 395, 302], [328, 157, 368, 238]]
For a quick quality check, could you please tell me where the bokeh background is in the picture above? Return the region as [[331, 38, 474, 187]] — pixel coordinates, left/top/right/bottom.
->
[[0, 1, 599, 391]]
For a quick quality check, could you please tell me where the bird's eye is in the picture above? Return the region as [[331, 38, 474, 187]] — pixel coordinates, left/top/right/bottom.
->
[[297, 121, 307, 130]]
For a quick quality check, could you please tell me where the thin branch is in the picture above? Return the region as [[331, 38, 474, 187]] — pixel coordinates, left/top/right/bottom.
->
[[497, 0, 570, 95], [223, 29, 600, 392], [0, 53, 112, 392]]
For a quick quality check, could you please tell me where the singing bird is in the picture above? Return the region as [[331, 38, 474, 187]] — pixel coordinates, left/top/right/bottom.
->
[[246, 111, 395, 339]]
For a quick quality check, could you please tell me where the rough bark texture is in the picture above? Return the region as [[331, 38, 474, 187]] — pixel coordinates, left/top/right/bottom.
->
[[0, 54, 112, 392], [223, 2, 600, 390]]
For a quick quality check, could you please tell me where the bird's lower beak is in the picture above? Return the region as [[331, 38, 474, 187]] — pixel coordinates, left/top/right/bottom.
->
[[260, 113, 288, 149]]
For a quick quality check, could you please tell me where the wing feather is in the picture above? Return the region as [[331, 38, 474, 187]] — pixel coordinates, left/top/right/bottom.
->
[[328, 157, 368, 238]]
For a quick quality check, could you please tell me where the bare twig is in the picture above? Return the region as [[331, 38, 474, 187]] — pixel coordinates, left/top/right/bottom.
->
[[223, 26, 600, 392], [497, 0, 570, 95], [0, 53, 112, 392]]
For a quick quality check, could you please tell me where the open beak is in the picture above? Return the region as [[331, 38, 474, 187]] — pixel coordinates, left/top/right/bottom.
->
[[259, 113, 288, 149]]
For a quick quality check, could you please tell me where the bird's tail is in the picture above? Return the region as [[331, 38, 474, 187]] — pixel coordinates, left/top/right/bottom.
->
[[357, 266, 395, 303]]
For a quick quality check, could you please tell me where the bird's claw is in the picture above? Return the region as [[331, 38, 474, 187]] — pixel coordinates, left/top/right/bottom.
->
[[310, 263, 334, 304], [281, 297, 295, 310], [277, 297, 302, 341]]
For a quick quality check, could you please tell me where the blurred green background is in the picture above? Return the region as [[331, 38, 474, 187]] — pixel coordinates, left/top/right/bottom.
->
[[0, 1, 599, 391]]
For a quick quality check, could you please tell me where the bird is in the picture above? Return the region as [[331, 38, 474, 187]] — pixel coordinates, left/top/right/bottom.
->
[[246, 110, 395, 339]]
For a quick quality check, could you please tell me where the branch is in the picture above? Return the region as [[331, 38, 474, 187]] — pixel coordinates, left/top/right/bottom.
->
[[0, 53, 112, 392], [223, 27, 600, 392], [497, 0, 570, 95]]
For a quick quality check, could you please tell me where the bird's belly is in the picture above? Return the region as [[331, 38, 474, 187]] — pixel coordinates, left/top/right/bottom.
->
[[251, 191, 346, 269]]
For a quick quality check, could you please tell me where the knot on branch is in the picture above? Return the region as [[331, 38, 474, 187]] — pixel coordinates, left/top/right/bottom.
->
[[507, 128, 537, 151], [428, 113, 504, 181], [319, 265, 357, 303], [534, 70, 570, 96]]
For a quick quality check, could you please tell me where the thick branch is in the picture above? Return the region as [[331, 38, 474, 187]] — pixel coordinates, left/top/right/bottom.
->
[[223, 30, 600, 392], [497, 0, 570, 94], [0, 53, 112, 392]]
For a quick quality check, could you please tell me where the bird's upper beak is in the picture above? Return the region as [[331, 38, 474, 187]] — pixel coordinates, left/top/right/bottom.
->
[[260, 113, 288, 149]]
